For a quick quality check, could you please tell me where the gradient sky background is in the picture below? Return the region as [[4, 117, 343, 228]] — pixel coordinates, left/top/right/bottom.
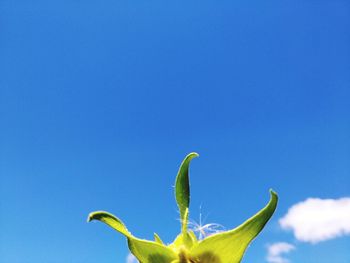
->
[[1, 0, 349, 263]]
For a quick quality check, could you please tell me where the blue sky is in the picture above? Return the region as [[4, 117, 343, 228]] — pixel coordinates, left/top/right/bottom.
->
[[1, 0, 349, 262]]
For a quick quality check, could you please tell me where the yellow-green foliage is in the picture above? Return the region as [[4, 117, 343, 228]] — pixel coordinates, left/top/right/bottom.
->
[[88, 153, 278, 263]]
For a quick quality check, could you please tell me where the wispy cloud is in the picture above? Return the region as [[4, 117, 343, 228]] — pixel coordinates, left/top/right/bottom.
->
[[126, 253, 137, 263], [266, 242, 295, 263], [279, 197, 350, 243]]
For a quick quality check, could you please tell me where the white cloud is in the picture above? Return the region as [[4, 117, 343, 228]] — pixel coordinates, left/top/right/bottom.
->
[[126, 253, 138, 263], [266, 242, 295, 263], [279, 197, 350, 243]]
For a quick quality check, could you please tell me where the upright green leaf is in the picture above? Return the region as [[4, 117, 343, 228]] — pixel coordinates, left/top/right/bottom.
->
[[175, 152, 198, 231]]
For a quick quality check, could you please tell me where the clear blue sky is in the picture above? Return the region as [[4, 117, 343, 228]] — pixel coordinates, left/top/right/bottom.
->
[[0, 0, 349, 263]]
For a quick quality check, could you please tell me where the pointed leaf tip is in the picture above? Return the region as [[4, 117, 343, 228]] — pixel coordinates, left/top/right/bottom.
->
[[189, 152, 199, 157], [87, 213, 93, 222], [154, 233, 164, 244], [269, 188, 278, 196]]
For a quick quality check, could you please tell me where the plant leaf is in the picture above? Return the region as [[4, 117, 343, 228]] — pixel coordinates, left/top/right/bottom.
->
[[88, 211, 131, 237], [88, 211, 177, 263], [189, 190, 278, 263], [175, 152, 198, 231], [154, 233, 164, 244]]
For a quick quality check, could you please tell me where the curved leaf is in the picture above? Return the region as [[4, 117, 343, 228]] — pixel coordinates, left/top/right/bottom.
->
[[88, 211, 131, 237], [88, 211, 177, 263], [189, 190, 278, 263]]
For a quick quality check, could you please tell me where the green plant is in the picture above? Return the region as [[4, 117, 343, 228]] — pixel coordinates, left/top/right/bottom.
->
[[88, 152, 278, 263]]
